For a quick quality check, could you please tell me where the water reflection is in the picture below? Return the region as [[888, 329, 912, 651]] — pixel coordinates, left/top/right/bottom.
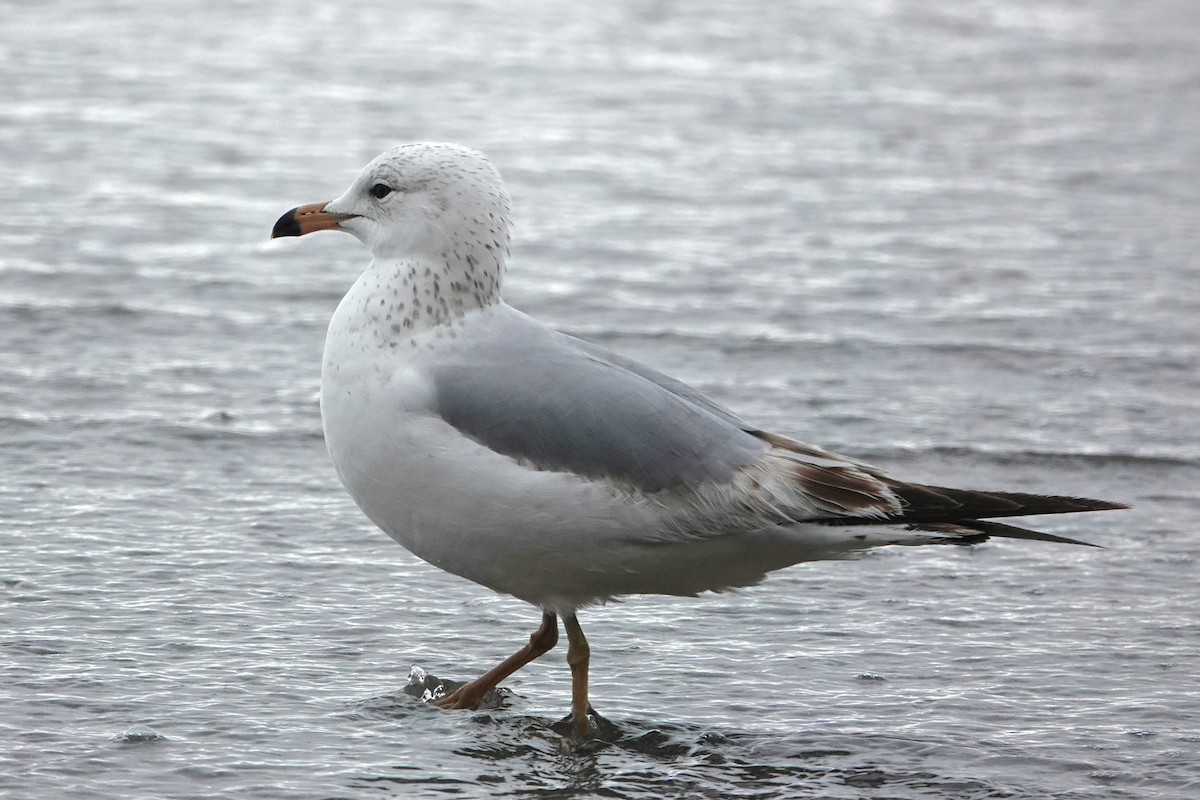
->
[[345, 675, 1016, 799]]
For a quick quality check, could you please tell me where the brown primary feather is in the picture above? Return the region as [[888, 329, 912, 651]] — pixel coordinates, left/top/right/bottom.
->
[[785, 462, 899, 516]]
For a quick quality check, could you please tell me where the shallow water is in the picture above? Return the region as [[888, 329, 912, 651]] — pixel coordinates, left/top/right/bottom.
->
[[2, 0, 1198, 797]]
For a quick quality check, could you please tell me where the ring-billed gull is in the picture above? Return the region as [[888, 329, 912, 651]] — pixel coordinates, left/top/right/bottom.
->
[[271, 142, 1125, 736]]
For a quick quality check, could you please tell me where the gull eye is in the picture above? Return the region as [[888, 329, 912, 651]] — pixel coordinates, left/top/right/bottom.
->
[[370, 183, 393, 199]]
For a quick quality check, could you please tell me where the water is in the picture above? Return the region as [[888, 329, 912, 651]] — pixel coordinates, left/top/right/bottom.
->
[[2, 0, 1198, 797]]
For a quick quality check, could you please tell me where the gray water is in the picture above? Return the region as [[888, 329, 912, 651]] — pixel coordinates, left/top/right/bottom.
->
[[3, 1, 1198, 797]]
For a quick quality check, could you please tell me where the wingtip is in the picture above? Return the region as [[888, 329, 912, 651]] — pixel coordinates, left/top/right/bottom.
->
[[1071, 497, 1129, 512], [957, 519, 1111, 548]]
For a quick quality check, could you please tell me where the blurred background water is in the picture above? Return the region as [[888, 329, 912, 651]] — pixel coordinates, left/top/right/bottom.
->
[[2, 1, 1198, 797]]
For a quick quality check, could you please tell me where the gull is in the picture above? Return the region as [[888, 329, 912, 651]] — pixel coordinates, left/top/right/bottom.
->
[[271, 142, 1125, 736]]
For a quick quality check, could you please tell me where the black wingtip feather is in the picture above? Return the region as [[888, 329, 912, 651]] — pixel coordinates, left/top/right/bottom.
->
[[958, 519, 1107, 548], [888, 483, 1128, 523], [808, 484, 1126, 548]]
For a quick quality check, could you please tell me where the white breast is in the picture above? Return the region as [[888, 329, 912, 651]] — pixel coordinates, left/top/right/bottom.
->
[[319, 279, 663, 608], [319, 269, 864, 611]]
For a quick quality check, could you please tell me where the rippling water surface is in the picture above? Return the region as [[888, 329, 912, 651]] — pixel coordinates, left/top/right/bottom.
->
[[3, 1, 1198, 798]]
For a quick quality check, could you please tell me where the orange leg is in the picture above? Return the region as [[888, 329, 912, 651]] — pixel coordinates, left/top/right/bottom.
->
[[563, 613, 594, 736], [433, 612, 558, 710]]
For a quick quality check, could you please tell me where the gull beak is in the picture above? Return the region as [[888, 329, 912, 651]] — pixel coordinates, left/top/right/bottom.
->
[[271, 202, 357, 238]]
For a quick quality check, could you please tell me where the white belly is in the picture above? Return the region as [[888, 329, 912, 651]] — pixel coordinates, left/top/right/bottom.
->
[[318, 302, 661, 608], [318, 295, 860, 611]]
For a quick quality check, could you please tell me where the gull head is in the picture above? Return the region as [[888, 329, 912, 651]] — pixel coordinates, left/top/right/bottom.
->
[[272, 142, 513, 266]]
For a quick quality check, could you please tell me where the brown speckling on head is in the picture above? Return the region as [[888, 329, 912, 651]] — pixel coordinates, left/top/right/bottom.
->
[[312, 143, 516, 344]]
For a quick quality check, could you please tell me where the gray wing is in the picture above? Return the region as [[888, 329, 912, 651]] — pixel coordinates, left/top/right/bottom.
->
[[564, 329, 889, 476], [431, 313, 768, 493], [564, 335, 757, 432]]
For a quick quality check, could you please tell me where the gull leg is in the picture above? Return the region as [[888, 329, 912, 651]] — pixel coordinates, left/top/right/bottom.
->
[[563, 613, 594, 736], [433, 611, 558, 710]]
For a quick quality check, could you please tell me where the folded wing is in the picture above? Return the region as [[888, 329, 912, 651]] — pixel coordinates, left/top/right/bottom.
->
[[431, 306, 1125, 544]]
